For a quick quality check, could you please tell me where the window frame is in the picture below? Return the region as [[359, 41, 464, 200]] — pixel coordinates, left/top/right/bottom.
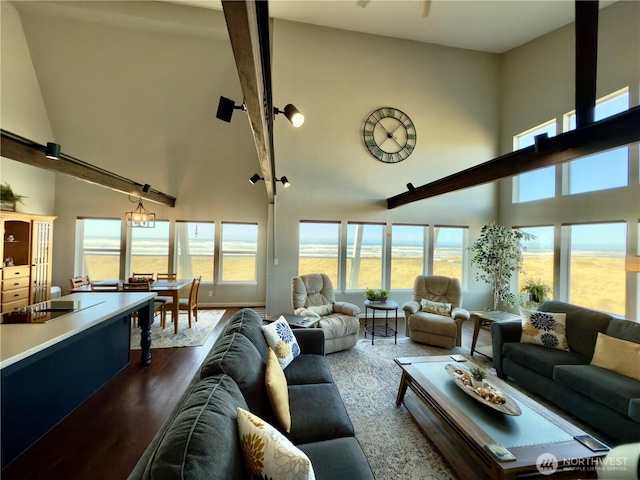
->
[[218, 222, 259, 284]]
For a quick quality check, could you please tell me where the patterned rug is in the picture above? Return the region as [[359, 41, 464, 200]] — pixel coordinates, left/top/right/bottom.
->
[[130, 309, 225, 349], [325, 337, 493, 480]]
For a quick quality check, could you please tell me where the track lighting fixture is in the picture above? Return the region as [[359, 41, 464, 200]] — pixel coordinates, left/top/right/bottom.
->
[[274, 104, 305, 128], [249, 173, 263, 185], [277, 176, 291, 188], [142, 184, 151, 193], [45, 142, 61, 160], [216, 96, 246, 123]]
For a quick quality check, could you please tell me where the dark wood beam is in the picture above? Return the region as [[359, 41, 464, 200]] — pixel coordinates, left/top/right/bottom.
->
[[387, 107, 640, 209], [1, 131, 176, 207], [575, 0, 599, 128], [222, 0, 275, 203]]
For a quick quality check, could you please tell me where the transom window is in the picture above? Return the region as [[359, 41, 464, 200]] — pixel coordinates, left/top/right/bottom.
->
[[513, 121, 557, 203]]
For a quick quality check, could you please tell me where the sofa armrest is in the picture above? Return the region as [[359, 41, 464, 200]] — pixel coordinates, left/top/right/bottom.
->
[[402, 301, 420, 315], [452, 307, 470, 322], [490, 320, 523, 379], [293, 307, 321, 319], [293, 328, 325, 355], [333, 301, 361, 316]]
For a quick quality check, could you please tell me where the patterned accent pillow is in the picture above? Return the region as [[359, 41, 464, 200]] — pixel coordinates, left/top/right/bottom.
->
[[519, 308, 569, 351], [237, 408, 315, 480], [420, 299, 452, 315], [265, 348, 291, 432], [306, 304, 333, 316], [262, 317, 300, 369]]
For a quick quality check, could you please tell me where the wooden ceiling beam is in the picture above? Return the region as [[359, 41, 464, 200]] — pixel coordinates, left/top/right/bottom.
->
[[222, 0, 275, 203], [387, 107, 640, 209], [1, 130, 176, 207]]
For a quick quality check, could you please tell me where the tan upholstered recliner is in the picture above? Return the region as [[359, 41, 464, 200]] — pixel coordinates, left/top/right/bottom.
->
[[402, 275, 469, 348], [291, 273, 361, 354]]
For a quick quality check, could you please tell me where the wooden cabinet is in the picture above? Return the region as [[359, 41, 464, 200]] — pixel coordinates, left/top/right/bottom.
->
[[1, 212, 56, 312]]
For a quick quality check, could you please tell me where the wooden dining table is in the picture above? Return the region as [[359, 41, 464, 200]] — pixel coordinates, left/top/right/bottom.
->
[[68, 279, 193, 331]]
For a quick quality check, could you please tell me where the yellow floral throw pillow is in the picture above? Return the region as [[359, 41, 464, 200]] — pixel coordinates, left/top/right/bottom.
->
[[420, 299, 452, 315], [262, 317, 300, 369], [519, 308, 569, 351], [237, 408, 315, 480]]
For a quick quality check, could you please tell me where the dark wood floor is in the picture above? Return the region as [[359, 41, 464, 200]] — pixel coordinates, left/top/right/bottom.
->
[[2, 309, 490, 480]]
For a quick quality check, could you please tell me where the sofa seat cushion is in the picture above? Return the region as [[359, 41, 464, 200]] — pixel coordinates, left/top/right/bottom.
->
[[223, 308, 269, 359], [199, 332, 272, 420], [554, 364, 640, 417], [142, 374, 248, 479], [318, 314, 360, 338], [502, 342, 587, 378], [299, 437, 375, 480], [287, 383, 355, 444], [285, 354, 334, 385], [410, 312, 456, 337]]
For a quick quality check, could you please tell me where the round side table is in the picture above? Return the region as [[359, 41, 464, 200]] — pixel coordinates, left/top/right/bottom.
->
[[364, 299, 399, 345]]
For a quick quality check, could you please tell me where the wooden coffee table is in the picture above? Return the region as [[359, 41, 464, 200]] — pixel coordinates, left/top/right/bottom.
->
[[395, 356, 607, 480]]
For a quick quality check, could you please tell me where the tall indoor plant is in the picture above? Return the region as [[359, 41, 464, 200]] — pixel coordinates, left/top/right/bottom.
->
[[470, 223, 533, 311]]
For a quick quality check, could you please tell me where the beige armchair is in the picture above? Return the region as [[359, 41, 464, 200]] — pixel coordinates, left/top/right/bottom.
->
[[291, 273, 361, 354], [402, 275, 469, 348]]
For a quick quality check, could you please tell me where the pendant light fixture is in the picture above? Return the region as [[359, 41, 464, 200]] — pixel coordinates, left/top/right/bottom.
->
[[127, 198, 155, 228]]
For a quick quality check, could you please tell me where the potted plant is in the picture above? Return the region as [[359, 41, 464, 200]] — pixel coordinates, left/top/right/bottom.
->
[[469, 366, 487, 388], [470, 223, 533, 311], [0, 182, 27, 211], [364, 288, 389, 302], [520, 278, 551, 304]]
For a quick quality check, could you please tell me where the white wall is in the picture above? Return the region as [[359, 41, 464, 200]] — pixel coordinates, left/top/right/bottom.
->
[[498, 1, 640, 319], [0, 2, 56, 216], [267, 20, 500, 314]]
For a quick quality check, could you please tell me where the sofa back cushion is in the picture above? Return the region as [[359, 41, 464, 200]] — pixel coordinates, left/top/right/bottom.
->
[[142, 374, 248, 479], [199, 332, 272, 420], [605, 319, 640, 344], [224, 308, 269, 359], [538, 301, 612, 359]]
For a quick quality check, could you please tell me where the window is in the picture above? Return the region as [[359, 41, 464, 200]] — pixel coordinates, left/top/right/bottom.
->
[[346, 223, 383, 290], [75, 218, 121, 280], [518, 226, 554, 294], [513, 121, 557, 203], [176, 221, 214, 282], [129, 220, 170, 276], [220, 222, 258, 282], [298, 222, 340, 287], [433, 226, 466, 280], [568, 222, 626, 315], [391, 225, 426, 289], [564, 89, 629, 194]]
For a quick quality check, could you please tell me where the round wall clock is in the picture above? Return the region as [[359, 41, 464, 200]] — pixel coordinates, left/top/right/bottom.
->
[[363, 107, 416, 163]]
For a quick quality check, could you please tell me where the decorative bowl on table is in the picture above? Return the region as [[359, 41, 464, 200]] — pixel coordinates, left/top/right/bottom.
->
[[445, 364, 522, 416], [364, 288, 389, 302], [128, 277, 154, 284]]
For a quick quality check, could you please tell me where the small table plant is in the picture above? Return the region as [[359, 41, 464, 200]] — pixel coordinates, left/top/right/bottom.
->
[[364, 288, 390, 302]]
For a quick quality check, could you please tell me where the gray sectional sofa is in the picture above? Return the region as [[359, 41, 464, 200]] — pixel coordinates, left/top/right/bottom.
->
[[491, 301, 640, 444], [128, 308, 374, 479]]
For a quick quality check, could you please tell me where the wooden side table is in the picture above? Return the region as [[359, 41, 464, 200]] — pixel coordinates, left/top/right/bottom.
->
[[470, 311, 521, 358], [364, 299, 399, 345]]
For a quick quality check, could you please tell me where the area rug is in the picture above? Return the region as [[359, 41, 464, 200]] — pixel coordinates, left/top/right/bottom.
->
[[130, 309, 225, 349], [325, 337, 492, 480]]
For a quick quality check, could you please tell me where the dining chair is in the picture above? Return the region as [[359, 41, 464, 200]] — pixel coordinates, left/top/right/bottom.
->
[[164, 276, 201, 333], [156, 273, 177, 281], [122, 281, 167, 328], [90, 281, 121, 292], [69, 275, 90, 289]]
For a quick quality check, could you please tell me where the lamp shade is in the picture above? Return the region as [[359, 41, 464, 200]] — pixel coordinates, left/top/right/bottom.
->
[[625, 255, 640, 272]]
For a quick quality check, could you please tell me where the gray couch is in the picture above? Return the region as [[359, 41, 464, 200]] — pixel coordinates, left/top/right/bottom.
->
[[491, 301, 640, 444], [128, 308, 374, 479]]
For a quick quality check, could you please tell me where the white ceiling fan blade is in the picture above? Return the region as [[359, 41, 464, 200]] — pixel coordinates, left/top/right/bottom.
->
[[420, 0, 431, 18]]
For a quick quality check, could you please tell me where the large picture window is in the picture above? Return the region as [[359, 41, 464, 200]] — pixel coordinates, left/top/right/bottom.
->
[[567, 222, 626, 315], [433, 226, 466, 281], [298, 222, 340, 287], [391, 224, 426, 289], [220, 222, 258, 282], [129, 220, 170, 276], [75, 218, 121, 280], [346, 223, 384, 290], [518, 225, 554, 295], [176, 221, 214, 282], [513, 121, 557, 203]]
